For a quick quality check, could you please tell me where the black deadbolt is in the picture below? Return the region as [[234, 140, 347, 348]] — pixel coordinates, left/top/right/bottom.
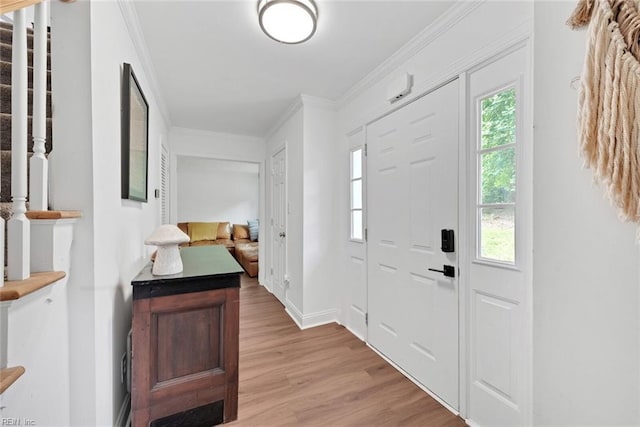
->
[[441, 229, 455, 253]]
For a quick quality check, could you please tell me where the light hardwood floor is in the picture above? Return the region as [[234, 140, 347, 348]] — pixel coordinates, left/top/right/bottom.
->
[[227, 274, 467, 427]]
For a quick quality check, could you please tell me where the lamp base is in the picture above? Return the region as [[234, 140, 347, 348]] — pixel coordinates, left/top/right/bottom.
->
[[152, 245, 183, 276]]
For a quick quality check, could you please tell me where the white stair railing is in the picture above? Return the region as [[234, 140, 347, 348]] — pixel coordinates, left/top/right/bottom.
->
[[7, 9, 31, 281], [29, 1, 49, 211]]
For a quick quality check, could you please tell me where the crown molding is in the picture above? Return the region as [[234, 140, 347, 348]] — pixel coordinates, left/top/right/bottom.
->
[[337, 0, 484, 109], [170, 126, 264, 143], [117, 0, 172, 130], [265, 95, 304, 141], [264, 94, 336, 140], [300, 94, 337, 111]]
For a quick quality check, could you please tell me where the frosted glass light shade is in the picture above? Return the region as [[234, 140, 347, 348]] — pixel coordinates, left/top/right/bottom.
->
[[258, 0, 318, 44]]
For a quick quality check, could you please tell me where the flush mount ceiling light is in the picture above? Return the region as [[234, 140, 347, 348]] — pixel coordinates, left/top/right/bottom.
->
[[258, 0, 318, 44]]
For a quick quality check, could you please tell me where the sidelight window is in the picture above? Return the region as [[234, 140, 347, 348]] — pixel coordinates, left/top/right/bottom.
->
[[477, 87, 516, 264], [350, 147, 364, 241]]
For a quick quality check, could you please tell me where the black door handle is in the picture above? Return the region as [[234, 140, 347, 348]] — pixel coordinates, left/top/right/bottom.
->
[[428, 265, 455, 278]]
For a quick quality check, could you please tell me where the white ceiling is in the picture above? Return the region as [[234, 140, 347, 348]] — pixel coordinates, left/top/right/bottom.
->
[[132, 0, 455, 137]]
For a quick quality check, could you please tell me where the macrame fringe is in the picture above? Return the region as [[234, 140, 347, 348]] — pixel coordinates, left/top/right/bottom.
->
[[575, 0, 640, 226], [567, 0, 595, 28]]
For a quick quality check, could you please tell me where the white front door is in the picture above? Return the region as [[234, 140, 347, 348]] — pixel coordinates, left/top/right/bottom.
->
[[466, 46, 531, 427], [367, 80, 459, 409], [271, 147, 287, 305]]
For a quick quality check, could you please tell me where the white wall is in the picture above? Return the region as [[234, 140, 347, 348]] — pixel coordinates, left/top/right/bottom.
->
[[90, 2, 169, 424], [265, 105, 304, 315], [176, 157, 259, 225], [533, 2, 640, 425], [302, 97, 339, 322], [263, 96, 340, 327]]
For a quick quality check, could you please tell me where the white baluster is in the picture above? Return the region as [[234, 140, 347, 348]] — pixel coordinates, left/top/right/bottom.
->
[[8, 9, 30, 280], [30, 1, 49, 211]]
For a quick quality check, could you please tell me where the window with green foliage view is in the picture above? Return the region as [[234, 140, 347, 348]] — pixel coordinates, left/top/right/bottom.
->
[[478, 88, 516, 263]]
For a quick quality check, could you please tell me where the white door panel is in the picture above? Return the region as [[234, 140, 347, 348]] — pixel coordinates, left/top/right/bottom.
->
[[368, 80, 459, 409], [467, 46, 531, 426], [271, 147, 287, 305], [345, 129, 368, 340]]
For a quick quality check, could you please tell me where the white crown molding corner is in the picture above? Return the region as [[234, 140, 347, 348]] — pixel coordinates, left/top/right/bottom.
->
[[337, 0, 485, 110], [300, 94, 338, 111], [265, 95, 304, 141], [117, 0, 172, 130]]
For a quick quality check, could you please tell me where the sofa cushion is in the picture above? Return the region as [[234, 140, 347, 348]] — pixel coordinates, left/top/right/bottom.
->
[[188, 222, 219, 242], [242, 247, 259, 262], [189, 239, 234, 249], [233, 224, 250, 241], [247, 219, 259, 241], [217, 222, 231, 240], [214, 239, 235, 248]]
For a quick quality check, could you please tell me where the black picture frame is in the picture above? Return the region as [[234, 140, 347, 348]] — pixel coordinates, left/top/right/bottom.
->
[[121, 62, 149, 202]]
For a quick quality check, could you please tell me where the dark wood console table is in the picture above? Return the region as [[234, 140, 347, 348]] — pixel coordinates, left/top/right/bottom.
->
[[130, 245, 243, 427]]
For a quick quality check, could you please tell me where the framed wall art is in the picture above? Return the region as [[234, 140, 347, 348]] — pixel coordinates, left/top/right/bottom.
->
[[121, 62, 149, 202]]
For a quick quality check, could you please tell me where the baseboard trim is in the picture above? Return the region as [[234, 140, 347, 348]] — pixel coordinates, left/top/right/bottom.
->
[[345, 324, 366, 342], [367, 344, 460, 417], [284, 301, 338, 330], [300, 308, 337, 329], [261, 278, 273, 294], [115, 393, 131, 427], [284, 299, 304, 329]]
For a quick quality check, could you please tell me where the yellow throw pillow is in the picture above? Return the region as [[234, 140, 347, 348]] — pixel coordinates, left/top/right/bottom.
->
[[188, 222, 219, 242]]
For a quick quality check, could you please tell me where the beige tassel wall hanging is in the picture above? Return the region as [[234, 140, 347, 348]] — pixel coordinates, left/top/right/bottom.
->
[[568, 0, 640, 224]]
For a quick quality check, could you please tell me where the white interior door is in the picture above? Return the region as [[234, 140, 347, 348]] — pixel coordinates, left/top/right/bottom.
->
[[367, 80, 459, 409], [271, 147, 287, 305]]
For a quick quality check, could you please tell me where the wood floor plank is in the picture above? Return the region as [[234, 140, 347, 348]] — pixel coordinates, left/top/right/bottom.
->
[[228, 275, 467, 426]]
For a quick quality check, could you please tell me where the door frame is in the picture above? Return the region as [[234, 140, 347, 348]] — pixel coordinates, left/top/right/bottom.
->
[[360, 39, 532, 424], [463, 41, 533, 426], [269, 144, 288, 303]]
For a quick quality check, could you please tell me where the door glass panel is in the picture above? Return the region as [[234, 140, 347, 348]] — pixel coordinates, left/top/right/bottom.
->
[[352, 210, 363, 240], [481, 147, 515, 204], [479, 206, 515, 263], [481, 88, 516, 150], [352, 148, 362, 179], [351, 179, 362, 209]]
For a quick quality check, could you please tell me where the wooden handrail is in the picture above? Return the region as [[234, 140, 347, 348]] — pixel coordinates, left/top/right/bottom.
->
[[0, 0, 42, 15], [0, 0, 74, 15], [0, 271, 65, 301], [0, 366, 25, 394]]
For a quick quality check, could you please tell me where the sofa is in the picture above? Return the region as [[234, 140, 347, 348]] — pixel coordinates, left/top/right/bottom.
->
[[177, 221, 259, 277], [177, 221, 235, 255]]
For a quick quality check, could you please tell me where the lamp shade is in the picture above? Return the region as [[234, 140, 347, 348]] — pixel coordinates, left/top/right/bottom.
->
[[258, 0, 318, 44]]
